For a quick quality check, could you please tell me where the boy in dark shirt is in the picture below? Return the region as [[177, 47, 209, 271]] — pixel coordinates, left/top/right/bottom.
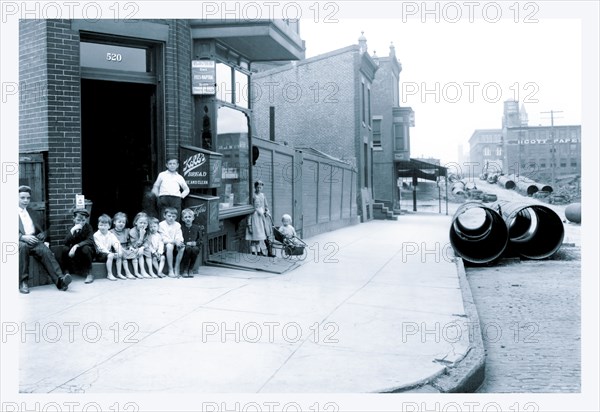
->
[[180, 208, 202, 278], [55, 208, 96, 284]]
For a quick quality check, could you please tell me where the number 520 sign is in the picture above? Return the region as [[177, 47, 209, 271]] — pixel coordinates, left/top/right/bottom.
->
[[106, 52, 123, 62]]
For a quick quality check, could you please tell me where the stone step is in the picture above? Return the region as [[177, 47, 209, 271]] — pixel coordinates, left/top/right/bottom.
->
[[373, 202, 400, 221]]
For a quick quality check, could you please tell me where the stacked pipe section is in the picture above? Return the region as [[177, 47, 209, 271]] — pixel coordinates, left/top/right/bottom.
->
[[450, 201, 565, 263], [491, 200, 564, 260], [499, 174, 554, 196], [497, 175, 515, 190], [449, 202, 509, 264]]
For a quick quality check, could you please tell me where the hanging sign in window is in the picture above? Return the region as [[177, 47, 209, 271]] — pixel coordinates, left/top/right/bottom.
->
[[192, 60, 216, 95]]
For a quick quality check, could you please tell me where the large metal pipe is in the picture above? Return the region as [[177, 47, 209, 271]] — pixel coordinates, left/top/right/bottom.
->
[[492, 200, 564, 259], [534, 183, 553, 193], [464, 181, 478, 191], [515, 180, 539, 196], [451, 181, 465, 196], [565, 203, 581, 223], [497, 175, 515, 190], [449, 202, 509, 264]]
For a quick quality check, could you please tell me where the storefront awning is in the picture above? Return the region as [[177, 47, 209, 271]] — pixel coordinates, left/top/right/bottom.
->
[[190, 20, 305, 61], [397, 158, 447, 181], [397, 159, 448, 214]]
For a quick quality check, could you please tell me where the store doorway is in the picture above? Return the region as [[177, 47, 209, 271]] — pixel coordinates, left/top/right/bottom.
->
[[81, 79, 157, 224]]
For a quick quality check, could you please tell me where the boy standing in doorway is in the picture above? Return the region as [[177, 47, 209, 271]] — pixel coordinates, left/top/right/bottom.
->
[[152, 158, 190, 220]]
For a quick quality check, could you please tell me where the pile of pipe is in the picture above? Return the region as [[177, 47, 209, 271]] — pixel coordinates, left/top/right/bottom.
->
[[450, 176, 497, 202], [496, 174, 553, 197], [449, 200, 564, 264]]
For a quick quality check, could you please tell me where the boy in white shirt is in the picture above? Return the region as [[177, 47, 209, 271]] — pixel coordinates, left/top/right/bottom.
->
[[152, 158, 190, 220], [93, 214, 122, 281], [159, 207, 185, 278]]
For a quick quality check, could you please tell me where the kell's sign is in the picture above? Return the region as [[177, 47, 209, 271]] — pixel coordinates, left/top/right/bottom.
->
[[180, 145, 222, 189]]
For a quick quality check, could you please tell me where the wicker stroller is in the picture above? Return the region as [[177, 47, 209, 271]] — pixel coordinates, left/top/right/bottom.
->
[[272, 226, 308, 260]]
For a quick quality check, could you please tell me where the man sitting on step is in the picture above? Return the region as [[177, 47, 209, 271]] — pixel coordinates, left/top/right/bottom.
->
[[18, 185, 72, 294]]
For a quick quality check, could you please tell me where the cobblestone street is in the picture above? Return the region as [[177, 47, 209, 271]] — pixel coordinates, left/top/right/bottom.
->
[[467, 247, 581, 392]]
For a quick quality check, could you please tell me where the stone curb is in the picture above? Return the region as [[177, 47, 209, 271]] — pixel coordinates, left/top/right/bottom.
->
[[385, 257, 486, 393]]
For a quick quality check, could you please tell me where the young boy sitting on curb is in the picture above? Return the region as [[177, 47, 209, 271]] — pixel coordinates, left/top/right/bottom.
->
[[93, 214, 123, 281], [55, 207, 96, 284]]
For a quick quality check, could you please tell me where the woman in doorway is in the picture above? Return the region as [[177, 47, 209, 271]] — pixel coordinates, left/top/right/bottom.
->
[[245, 180, 274, 256]]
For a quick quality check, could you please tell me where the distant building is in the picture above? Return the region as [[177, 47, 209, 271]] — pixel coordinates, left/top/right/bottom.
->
[[469, 100, 581, 183], [252, 32, 379, 221], [468, 129, 504, 177]]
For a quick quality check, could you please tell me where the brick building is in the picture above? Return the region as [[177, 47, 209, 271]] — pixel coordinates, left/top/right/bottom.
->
[[469, 100, 581, 184], [468, 129, 504, 177], [251, 32, 379, 221], [370, 43, 419, 211], [19, 19, 304, 253]]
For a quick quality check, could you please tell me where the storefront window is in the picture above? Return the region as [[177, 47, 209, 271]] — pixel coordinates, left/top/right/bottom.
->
[[216, 62, 233, 103], [235, 69, 249, 109], [217, 63, 250, 109], [217, 106, 250, 210]]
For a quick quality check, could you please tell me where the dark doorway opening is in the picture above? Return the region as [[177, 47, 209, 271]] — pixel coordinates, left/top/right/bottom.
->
[[81, 79, 157, 225]]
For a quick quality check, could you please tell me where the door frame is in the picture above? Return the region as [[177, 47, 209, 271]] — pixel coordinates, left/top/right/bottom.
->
[[79, 34, 165, 182]]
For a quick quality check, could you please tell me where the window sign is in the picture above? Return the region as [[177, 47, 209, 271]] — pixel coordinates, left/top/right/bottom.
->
[[192, 60, 216, 95], [180, 145, 222, 189], [80, 42, 148, 72]]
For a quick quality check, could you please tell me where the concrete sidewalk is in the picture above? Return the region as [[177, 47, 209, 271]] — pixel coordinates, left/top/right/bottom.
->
[[17, 213, 484, 393]]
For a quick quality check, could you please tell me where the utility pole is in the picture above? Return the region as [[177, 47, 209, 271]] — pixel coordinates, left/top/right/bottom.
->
[[541, 110, 563, 187]]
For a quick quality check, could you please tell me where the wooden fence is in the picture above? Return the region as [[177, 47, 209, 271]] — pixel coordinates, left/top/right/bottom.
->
[[253, 138, 358, 239]]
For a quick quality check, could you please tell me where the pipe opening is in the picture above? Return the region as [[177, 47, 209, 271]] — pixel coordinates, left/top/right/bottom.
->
[[507, 205, 564, 259], [449, 203, 508, 264]]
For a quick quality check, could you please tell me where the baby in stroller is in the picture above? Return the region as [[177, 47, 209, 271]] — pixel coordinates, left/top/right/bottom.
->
[[279, 214, 299, 244], [274, 214, 307, 259]]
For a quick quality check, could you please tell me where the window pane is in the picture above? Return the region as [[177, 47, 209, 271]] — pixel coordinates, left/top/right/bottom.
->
[[373, 119, 381, 146], [367, 88, 371, 126], [235, 69, 249, 109], [372, 119, 381, 133], [394, 124, 404, 150], [216, 63, 233, 103], [216, 106, 250, 208], [361, 83, 365, 123]]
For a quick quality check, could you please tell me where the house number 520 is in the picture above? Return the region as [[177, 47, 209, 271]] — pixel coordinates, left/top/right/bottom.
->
[[106, 53, 123, 62]]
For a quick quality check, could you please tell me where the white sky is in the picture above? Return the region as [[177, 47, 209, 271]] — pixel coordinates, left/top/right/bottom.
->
[[300, 13, 583, 164]]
